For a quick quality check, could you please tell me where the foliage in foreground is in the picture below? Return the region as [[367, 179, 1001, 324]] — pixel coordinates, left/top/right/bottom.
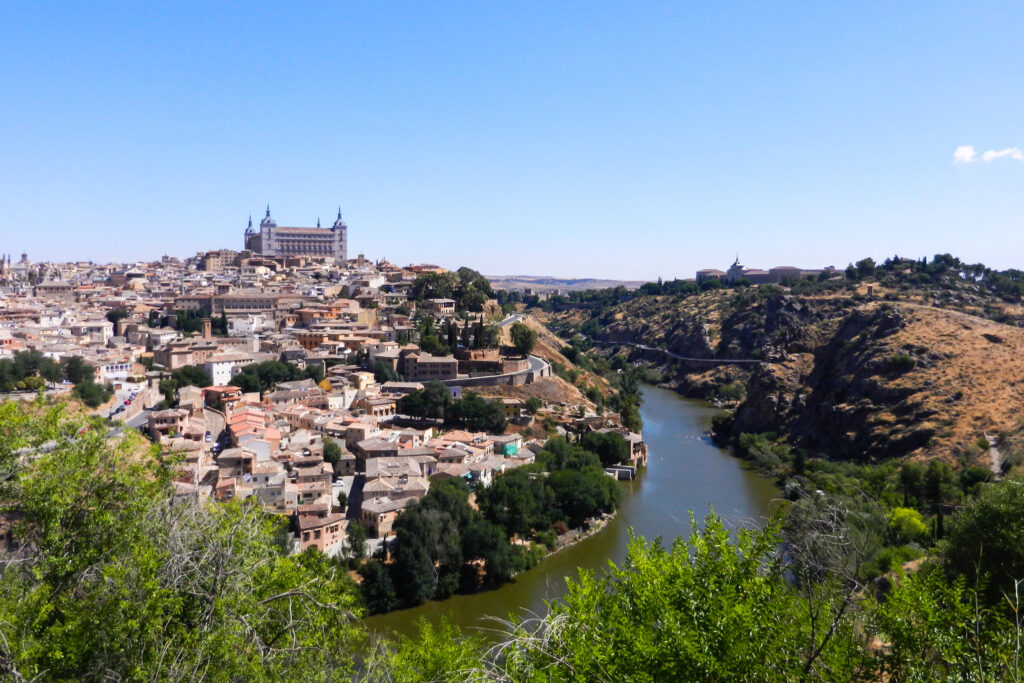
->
[[0, 400, 362, 681], [4, 399, 1024, 681], [364, 513, 1024, 682]]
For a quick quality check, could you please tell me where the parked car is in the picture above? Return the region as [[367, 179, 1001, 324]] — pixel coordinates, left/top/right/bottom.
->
[[204, 431, 212, 442]]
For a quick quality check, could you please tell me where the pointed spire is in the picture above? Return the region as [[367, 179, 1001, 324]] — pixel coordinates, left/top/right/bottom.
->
[[247, 215, 253, 229], [337, 206, 342, 220], [266, 204, 271, 218], [317, 217, 321, 228]]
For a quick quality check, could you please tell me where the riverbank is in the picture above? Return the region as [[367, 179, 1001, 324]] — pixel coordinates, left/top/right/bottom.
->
[[364, 385, 777, 640], [543, 511, 615, 558]]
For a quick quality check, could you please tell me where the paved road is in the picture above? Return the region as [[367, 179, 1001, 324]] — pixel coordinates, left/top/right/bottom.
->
[[499, 313, 525, 328], [125, 410, 151, 430], [204, 407, 226, 441], [527, 354, 547, 373]]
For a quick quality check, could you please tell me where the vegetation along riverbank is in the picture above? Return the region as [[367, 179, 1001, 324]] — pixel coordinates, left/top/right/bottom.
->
[[5, 254, 1024, 679]]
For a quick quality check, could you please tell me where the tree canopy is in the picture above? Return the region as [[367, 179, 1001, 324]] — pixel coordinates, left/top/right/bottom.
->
[[398, 382, 507, 433], [509, 321, 537, 356], [409, 267, 494, 312], [0, 401, 363, 681]]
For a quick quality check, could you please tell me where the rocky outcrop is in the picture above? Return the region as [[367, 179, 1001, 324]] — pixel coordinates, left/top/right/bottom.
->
[[582, 285, 1024, 463], [733, 304, 939, 459]]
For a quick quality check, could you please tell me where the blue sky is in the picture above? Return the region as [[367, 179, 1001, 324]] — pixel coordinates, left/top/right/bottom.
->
[[2, 2, 1022, 279]]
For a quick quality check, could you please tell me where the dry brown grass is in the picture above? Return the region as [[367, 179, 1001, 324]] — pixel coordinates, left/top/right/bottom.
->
[[884, 302, 1024, 464]]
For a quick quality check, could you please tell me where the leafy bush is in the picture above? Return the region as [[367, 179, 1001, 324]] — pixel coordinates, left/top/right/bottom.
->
[[713, 381, 746, 402], [73, 380, 113, 408], [889, 506, 928, 543], [889, 354, 916, 372], [942, 476, 1024, 604]]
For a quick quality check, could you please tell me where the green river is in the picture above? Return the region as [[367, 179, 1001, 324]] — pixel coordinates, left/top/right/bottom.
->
[[364, 384, 779, 639]]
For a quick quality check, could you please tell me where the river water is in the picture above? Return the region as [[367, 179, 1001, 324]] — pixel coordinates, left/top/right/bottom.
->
[[364, 385, 779, 639]]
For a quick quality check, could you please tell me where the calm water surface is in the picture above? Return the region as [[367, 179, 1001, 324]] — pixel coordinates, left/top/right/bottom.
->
[[364, 385, 779, 639]]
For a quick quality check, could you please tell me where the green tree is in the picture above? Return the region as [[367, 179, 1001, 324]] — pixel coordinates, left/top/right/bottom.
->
[[580, 430, 630, 468], [359, 559, 398, 614], [509, 321, 538, 356], [19, 376, 46, 391], [410, 272, 459, 301], [0, 404, 364, 681], [492, 514, 863, 681], [477, 467, 555, 539], [390, 505, 444, 607], [61, 355, 95, 384], [925, 459, 957, 510], [363, 619, 486, 683], [105, 307, 130, 325], [889, 506, 928, 544], [446, 321, 458, 350], [418, 333, 449, 356], [73, 380, 113, 407], [447, 392, 507, 433], [461, 518, 523, 588], [856, 257, 876, 278], [373, 360, 399, 383], [478, 323, 501, 348], [524, 396, 542, 414], [229, 371, 261, 394], [171, 364, 213, 389], [869, 565, 1015, 680], [548, 468, 620, 527], [899, 461, 925, 506], [346, 519, 367, 561], [304, 363, 325, 383], [942, 476, 1024, 604], [323, 437, 343, 467], [399, 381, 452, 420], [229, 360, 305, 394]]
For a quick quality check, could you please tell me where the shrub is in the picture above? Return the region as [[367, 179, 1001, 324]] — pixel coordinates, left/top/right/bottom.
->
[[889, 354, 916, 372], [710, 411, 734, 443], [714, 382, 746, 402], [889, 507, 928, 544], [942, 476, 1024, 604], [533, 529, 557, 551]]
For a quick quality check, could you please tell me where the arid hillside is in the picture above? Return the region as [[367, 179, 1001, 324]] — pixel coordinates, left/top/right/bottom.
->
[[537, 285, 1024, 469]]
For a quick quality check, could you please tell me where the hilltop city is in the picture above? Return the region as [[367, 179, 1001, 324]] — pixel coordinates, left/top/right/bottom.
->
[[0, 208, 645, 559]]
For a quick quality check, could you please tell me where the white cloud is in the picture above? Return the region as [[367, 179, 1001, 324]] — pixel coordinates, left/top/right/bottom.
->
[[953, 145, 976, 164], [953, 145, 1023, 164], [981, 147, 1023, 162]]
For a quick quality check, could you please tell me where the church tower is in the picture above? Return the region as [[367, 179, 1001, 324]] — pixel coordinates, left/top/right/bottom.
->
[[331, 207, 348, 262]]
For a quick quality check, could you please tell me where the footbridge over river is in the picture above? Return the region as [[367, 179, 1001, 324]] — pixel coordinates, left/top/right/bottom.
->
[[594, 340, 766, 365]]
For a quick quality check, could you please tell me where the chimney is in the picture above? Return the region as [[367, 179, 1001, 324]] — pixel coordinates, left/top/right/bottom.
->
[[202, 317, 212, 339]]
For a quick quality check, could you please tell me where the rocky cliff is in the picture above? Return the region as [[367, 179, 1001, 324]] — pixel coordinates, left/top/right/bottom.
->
[[580, 290, 1024, 464]]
